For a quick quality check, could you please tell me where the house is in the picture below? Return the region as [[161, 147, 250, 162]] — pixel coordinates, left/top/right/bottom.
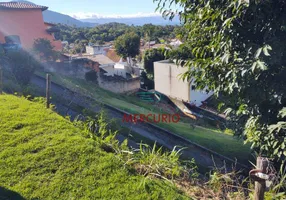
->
[[146, 41, 156, 47], [0, 2, 62, 51], [154, 60, 213, 107], [113, 60, 141, 79], [86, 44, 111, 55], [170, 39, 183, 48]]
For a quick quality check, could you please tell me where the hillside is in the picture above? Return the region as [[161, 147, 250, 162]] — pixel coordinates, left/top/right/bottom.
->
[[43, 10, 98, 27], [81, 16, 181, 26], [11, 0, 179, 26], [0, 95, 187, 199]]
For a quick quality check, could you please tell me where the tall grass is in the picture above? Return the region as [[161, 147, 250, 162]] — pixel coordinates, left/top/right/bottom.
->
[[73, 109, 285, 200], [74, 110, 198, 183]]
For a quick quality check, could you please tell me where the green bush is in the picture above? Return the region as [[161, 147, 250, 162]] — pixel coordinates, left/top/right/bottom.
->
[[85, 70, 98, 83], [6, 50, 37, 86], [143, 48, 168, 78]]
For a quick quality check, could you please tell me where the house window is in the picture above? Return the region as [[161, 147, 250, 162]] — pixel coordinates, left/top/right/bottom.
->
[[5, 35, 21, 44]]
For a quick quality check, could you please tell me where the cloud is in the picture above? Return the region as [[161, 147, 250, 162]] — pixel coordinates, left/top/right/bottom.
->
[[66, 12, 162, 20]]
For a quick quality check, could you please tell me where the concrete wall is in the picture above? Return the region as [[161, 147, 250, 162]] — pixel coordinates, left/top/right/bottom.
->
[[0, 9, 62, 51], [43, 60, 100, 79], [154, 60, 190, 102], [98, 72, 140, 93], [86, 45, 109, 55]]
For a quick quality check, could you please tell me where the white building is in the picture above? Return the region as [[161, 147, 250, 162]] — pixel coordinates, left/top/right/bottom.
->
[[170, 39, 183, 48], [154, 60, 213, 107], [100, 59, 141, 79], [86, 44, 111, 55]]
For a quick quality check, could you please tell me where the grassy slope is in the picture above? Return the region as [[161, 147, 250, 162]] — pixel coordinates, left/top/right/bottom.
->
[[35, 72, 251, 164], [0, 95, 188, 199]]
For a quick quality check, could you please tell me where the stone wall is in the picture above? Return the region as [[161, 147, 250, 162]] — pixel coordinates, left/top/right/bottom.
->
[[97, 71, 140, 93]]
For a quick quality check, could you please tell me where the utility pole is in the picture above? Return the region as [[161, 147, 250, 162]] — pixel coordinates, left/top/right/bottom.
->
[[46, 74, 51, 108]]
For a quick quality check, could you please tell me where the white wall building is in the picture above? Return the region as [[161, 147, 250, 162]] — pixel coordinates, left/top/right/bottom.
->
[[100, 60, 141, 79], [154, 60, 213, 107], [86, 45, 111, 55]]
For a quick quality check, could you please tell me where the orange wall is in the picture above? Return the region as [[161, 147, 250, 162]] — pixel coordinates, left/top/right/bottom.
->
[[0, 9, 62, 51]]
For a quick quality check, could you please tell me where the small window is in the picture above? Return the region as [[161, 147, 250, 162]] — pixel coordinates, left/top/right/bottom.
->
[[5, 35, 21, 44], [191, 85, 196, 90]]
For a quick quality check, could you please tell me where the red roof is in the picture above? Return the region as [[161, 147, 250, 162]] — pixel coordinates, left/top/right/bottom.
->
[[0, 2, 48, 11]]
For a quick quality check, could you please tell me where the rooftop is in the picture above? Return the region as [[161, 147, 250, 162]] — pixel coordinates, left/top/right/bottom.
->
[[0, 2, 48, 11], [72, 54, 115, 65], [154, 59, 174, 64]]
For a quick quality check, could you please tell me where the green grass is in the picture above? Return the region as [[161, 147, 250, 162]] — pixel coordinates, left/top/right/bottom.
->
[[158, 122, 252, 162], [0, 94, 188, 199], [35, 71, 252, 164]]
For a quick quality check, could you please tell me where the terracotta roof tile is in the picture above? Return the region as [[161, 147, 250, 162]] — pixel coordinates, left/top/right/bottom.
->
[[106, 49, 121, 63], [0, 2, 48, 11]]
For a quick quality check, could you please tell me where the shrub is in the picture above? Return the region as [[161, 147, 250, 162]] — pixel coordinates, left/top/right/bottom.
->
[[85, 70, 98, 83], [33, 38, 58, 61], [143, 48, 168, 78], [74, 111, 121, 153], [141, 71, 154, 90], [128, 143, 198, 181], [6, 50, 37, 86]]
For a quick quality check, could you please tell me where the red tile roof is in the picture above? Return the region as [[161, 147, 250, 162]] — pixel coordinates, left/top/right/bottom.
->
[[0, 2, 48, 11], [106, 49, 121, 63]]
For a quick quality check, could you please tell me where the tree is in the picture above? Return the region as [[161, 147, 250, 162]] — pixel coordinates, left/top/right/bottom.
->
[[141, 71, 154, 90], [143, 24, 155, 49], [114, 32, 140, 65], [6, 50, 37, 86], [33, 38, 58, 61], [85, 70, 98, 84], [156, 0, 286, 162], [143, 48, 168, 78]]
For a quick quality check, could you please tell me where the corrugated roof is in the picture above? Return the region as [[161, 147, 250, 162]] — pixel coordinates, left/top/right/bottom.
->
[[0, 2, 48, 11]]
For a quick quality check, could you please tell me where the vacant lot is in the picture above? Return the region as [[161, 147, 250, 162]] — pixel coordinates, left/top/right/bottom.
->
[[0, 94, 188, 199], [35, 72, 252, 164]]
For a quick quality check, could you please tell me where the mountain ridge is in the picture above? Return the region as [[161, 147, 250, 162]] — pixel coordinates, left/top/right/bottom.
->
[[80, 16, 180, 26], [10, 0, 180, 27]]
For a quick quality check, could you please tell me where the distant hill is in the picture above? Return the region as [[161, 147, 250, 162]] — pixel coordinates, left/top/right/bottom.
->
[[11, 0, 98, 27], [81, 16, 181, 26], [11, 0, 179, 27], [42, 10, 98, 27]]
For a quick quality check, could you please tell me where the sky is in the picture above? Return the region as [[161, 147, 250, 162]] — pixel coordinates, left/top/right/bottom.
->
[[1, 0, 179, 19]]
